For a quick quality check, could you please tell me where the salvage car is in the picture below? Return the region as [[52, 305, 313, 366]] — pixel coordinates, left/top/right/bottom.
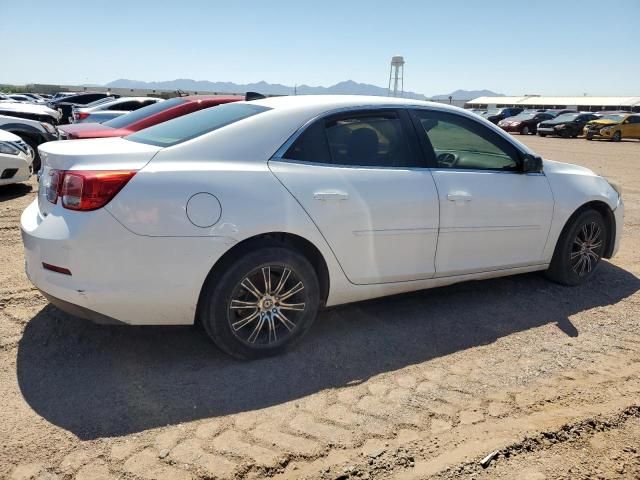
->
[[0, 115, 58, 171], [59, 95, 245, 139], [49, 92, 118, 124], [481, 107, 523, 124], [0, 101, 62, 125], [21, 96, 623, 359], [498, 111, 554, 135], [71, 97, 163, 124], [584, 113, 640, 141], [0, 130, 34, 185], [538, 113, 599, 138]]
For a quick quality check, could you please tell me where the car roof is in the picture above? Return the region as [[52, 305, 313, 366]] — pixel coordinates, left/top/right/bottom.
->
[[248, 94, 465, 117]]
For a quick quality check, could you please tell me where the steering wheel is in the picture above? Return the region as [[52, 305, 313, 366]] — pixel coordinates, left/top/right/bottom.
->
[[436, 152, 459, 167]]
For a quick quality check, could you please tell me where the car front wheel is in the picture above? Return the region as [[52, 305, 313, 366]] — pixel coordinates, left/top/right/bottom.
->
[[545, 210, 607, 286], [200, 247, 320, 359]]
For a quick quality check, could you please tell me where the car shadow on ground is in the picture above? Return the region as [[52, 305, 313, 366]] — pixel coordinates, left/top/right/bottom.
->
[[16, 262, 640, 440], [0, 183, 32, 201]]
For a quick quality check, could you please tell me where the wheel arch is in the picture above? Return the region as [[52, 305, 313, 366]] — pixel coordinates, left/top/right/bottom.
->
[[195, 232, 331, 325], [559, 200, 616, 259]]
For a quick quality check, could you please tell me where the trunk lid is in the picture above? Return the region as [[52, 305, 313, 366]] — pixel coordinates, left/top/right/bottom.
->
[[37, 137, 162, 216]]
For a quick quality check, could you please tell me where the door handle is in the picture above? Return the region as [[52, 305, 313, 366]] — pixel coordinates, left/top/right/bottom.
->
[[447, 193, 472, 203], [314, 191, 349, 201]]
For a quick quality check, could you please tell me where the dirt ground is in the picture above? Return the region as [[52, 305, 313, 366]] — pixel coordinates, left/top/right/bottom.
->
[[1, 135, 639, 480]]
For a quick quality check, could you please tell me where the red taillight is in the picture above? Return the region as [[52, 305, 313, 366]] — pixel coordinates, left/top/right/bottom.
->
[[47, 169, 136, 211], [75, 112, 90, 121]]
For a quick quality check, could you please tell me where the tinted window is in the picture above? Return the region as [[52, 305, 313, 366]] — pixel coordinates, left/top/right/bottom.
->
[[411, 109, 519, 171], [284, 110, 419, 168], [108, 100, 142, 111], [105, 98, 182, 129], [127, 102, 270, 147], [628, 116, 640, 124]]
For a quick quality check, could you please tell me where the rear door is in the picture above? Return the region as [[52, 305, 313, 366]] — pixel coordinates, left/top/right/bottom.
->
[[409, 108, 554, 276], [269, 108, 440, 285]]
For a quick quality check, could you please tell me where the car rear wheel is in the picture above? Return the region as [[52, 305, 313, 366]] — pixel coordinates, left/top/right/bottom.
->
[[545, 210, 607, 286], [586, 133, 593, 140], [521, 125, 530, 135], [200, 247, 320, 359], [612, 131, 622, 142], [561, 129, 571, 139], [538, 132, 546, 137]]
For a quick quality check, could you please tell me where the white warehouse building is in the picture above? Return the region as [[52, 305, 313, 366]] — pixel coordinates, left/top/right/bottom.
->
[[465, 96, 640, 113]]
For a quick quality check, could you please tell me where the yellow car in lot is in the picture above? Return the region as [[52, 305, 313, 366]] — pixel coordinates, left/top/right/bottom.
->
[[584, 113, 640, 141]]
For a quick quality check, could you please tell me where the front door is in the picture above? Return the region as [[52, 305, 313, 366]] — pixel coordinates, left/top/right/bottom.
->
[[409, 108, 554, 276], [269, 109, 440, 285]]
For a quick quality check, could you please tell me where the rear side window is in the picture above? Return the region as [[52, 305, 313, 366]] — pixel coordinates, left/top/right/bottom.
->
[[284, 110, 421, 168], [127, 102, 270, 147]]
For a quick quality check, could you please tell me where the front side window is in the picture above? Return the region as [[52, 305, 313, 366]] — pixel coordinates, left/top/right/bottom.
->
[[411, 109, 520, 171], [284, 110, 420, 168], [127, 102, 270, 147]]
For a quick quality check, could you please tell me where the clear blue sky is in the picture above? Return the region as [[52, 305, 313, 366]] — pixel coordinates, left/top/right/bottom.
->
[[1, 0, 638, 96]]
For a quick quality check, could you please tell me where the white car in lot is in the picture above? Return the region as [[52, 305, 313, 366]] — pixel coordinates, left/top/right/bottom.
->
[[0, 130, 34, 185], [71, 97, 163, 124], [21, 96, 623, 359]]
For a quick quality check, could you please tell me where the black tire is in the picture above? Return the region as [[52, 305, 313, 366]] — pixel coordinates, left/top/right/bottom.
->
[[200, 247, 320, 360], [545, 210, 607, 286], [561, 129, 571, 139], [612, 131, 622, 142], [520, 125, 530, 135], [586, 134, 593, 141], [538, 132, 546, 137]]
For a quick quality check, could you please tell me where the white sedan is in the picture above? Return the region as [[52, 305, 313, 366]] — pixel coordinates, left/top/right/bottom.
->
[[21, 96, 623, 359], [0, 130, 34, 185]]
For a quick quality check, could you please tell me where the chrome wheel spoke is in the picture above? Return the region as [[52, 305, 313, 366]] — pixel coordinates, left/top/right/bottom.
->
[[232, 309, 260, 330], [247, 315, 266, 343], [278, 281, 304, 301], [230, 299, 259, 309], [262, 266, 272, 294], [273, 268, 291, 295], [241, 278, 263, 299], [275, 310, 296, 331], [279, 302, 306, 311], [267, 314, 277, 342]]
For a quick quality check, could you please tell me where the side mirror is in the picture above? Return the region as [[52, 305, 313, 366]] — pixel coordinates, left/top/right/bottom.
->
[[521, 153, 543, 174]]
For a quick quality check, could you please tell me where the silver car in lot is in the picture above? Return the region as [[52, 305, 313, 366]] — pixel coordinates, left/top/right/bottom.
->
[[72, 97, 163, 124]]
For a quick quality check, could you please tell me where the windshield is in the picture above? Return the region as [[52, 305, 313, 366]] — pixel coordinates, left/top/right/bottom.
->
[[105, 98, 183, 128], [509, 113, 535, 120], [599, 114, 625, 122], [126, 102, 270, 147], [484, 109, 501, 115], [553, 113, 580, 122], [83, 97, 116, 108]]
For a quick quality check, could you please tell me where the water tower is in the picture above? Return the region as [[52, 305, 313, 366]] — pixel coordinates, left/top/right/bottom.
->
[[388, 56, 405, 97]]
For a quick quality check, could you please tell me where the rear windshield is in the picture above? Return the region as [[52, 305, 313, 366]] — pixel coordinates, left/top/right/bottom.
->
[[106, 98, 183, 128], [126, 103, 270, 147]]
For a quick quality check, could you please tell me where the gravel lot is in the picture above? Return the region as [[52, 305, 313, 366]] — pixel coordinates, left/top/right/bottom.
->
[[1, 135, 639, 480]]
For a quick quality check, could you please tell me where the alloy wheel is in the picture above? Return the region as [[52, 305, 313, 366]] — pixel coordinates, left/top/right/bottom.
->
[[570, 222, 603, 277], [227, 265, 307, 345]]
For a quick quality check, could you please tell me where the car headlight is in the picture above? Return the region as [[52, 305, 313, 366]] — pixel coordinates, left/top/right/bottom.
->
[[554, 124, 566, 129], [606, 178, 622, 197], [40, 122, 57, 134], [0, 142, 20, 155]]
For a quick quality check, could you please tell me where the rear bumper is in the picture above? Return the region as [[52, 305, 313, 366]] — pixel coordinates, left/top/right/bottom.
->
[[21, 199, 236, 325]]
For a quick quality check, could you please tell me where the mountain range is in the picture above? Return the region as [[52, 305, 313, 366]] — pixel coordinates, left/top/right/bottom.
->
[[104, 79, 502, 101]]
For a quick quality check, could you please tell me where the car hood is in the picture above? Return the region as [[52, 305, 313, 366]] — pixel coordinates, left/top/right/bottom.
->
[[543, 159, 597, 178], [0, 129, 22, 142], [0, 101, 62, 119], [589, 119, 620, 126]]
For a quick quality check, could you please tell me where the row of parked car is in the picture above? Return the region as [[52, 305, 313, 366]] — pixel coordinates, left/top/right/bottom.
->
[[0, 90, 266, 185], [469, 107, 640, 141]]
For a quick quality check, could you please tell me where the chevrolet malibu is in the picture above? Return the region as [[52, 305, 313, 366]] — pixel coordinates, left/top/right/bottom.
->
[[21, 96, 623, 359]]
